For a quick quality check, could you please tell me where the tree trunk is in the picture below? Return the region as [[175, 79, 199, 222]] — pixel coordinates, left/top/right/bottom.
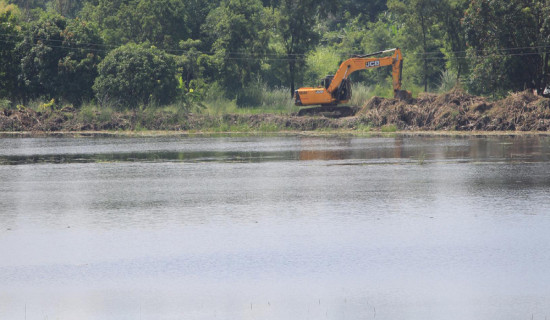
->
[[289, 57, 295, 98], [420, 12, 428, 92], [544, 52, 549, 80]]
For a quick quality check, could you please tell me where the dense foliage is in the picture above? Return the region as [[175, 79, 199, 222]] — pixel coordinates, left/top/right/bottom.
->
[[0, 0, 549, 108], [93, 43, 177, 108]]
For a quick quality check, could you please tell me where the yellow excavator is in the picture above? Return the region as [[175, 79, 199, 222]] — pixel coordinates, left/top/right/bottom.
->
[[294, 48, 411, 114]]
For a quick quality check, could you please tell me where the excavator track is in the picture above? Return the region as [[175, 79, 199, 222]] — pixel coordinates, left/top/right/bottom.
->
[[297, 105, 359, 118]]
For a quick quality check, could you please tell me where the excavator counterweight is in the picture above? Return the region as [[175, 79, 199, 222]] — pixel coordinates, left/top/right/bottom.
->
[[294, 48, 411, 107]]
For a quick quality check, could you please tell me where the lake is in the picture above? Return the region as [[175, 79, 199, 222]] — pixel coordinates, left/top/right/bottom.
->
[[1, 134, 550, 320]]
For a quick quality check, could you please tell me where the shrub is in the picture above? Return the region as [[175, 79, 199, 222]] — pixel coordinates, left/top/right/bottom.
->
[[93, 43, 177, 109]]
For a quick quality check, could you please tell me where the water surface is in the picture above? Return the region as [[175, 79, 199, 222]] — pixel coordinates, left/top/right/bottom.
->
[[1, 134, 550, 320]]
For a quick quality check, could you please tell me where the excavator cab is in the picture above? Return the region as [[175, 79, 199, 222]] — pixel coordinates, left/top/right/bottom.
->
[[319, 75, 351, 100], [321, 75, 334, 89]]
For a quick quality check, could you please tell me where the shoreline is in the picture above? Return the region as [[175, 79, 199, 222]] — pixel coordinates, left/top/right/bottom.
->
[[2, 89, 550, 135], [2, 129, 550, 138]]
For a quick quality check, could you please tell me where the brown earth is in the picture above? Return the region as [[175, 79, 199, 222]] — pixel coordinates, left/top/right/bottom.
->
[[1, 89, 550, 132], [357, 88, 550, 131]]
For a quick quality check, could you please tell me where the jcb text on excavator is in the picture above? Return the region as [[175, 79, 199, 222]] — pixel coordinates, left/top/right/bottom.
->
[[294, 48, 411, 107]]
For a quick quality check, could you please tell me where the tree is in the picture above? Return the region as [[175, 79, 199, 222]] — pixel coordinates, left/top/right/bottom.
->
[[463, 0, 550, 96], [80, 0, 190, 49], [177, 40, 213, 91], [203, 0, 270, 102], [437, 0, 469, 81], [48, 0, 85, 18], [339, 0, 387, 23], [93, 43, 177, 108], [15, 11, 103, 105], [273, 0, 320, 96], [16, 12, 68, 101], [79, 0, 132, 45], [7, 0, 46, 17], [183, 0, 220, 43], [58, 18, 103, 105], [388, 0, 445, 91], [0, 2, 21, 99], [134, 0, 189, 48]]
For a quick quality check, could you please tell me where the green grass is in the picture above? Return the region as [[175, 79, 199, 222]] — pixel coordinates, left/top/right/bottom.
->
[[77, 103, 100, 123], [258, 122, 281, 132], [203, 84, 298, 115], [381, 124, 398, 132], [438, 70, 458, 93], [349, 83, 373, 106], [356, 123, 372, 133]]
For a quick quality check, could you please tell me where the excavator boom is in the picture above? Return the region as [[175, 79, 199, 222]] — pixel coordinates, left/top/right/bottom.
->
[[294, 48, 410, 106]]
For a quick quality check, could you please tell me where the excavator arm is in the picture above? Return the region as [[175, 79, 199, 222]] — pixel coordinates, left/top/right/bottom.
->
[[295, 48, 410, 106]]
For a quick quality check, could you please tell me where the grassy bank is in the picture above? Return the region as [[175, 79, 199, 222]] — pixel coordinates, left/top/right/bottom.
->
[[1, 86, 550, 133]]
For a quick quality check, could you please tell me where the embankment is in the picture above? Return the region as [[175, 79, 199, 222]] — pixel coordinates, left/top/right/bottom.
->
[[1, 89, 549, 132]]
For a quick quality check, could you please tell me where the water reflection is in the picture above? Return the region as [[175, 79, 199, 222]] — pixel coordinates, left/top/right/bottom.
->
[[0, 134, 549, 165]]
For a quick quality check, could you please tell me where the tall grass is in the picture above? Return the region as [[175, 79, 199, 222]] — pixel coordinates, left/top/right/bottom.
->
[[203, 83, 297, 115], [349, 83, 372, 106], [77, 102, 113, 123], [438, 70, 458, 93]]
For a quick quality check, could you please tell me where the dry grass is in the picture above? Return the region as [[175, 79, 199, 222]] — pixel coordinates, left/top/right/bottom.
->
[[2, 89, 549, 132], [357, 88, 550, 131]]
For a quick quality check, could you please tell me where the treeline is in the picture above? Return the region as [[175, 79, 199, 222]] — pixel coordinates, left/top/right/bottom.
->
[[1, 0, 549, 110]]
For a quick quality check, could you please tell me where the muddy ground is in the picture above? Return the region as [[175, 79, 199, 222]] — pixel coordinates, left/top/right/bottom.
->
[[1, 89, 550, 132]]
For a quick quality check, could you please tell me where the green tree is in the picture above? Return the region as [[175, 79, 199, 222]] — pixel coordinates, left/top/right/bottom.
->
[[177, 40, 213, 91], [437, 0, 469, 81], [360, 15, 399, 85], [339, 0, 387, 23], [80, 0, 190, 49], [463, 0, 550, 96], [16, 12, 67, 101], [58, 18, 103, 105], [388, 0, 445, 91], [93, 43, 177, 108], [7, 0, 46, 15], [0, 2, 21, 99], [273, 0, 320, 96], [134, 0, 189, 48], [183, 0, 220, 43], [203, 0, 270, 103], [47, 0, 85, 18], [79, 0, 131, 45], [16, 12, 103, 105]]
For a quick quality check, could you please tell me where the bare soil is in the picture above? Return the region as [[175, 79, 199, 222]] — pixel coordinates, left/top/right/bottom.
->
[[356, 88, 550, 131], [1, 89, 549, 132]]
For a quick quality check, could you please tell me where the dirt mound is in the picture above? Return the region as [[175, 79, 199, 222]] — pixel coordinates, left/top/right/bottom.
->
[[488, 91, 550, 131], [357, 88, 550, 131]]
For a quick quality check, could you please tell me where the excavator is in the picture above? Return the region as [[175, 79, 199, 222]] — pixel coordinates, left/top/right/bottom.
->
[[294, 48, 411, 116]]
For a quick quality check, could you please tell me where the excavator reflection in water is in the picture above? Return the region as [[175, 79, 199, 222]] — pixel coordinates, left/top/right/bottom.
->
[[297, 137, 406, 161], [294, 48, 411, 117]]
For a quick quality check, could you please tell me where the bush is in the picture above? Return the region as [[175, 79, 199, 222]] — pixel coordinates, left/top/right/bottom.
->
[[93, 43, 177, 109]]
